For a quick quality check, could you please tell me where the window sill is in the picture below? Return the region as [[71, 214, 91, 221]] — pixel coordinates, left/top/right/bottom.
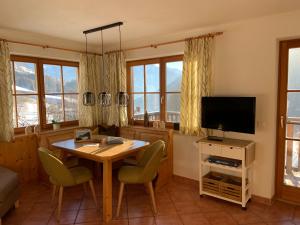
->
[[38, 126, 79, 135], [14, 125, 80, 137]]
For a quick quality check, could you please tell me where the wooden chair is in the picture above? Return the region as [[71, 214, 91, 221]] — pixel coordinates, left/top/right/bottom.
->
[[116, 140, 165, 216], [38, 147, 97, 221]]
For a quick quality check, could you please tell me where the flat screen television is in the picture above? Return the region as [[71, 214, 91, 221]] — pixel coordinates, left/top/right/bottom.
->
[[201, 97, 256, 134]]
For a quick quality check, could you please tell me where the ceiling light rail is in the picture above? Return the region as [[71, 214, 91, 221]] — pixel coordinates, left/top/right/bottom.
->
[[83, 22, 123, 34]]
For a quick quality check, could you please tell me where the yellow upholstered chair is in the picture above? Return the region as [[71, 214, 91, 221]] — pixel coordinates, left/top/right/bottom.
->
[[38, 147, 97, 220], [116, 140, 165, 216]]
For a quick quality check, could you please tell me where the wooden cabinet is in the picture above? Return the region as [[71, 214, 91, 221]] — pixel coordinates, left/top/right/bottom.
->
[[120, 126, 173, 190], [198, 137, 255, 208]]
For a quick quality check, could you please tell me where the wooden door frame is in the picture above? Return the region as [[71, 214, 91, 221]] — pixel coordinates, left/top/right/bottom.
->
[[276, 39, 300, 203]]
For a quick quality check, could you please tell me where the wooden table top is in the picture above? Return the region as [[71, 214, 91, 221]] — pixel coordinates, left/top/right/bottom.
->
[[51, 138, 150, 162]]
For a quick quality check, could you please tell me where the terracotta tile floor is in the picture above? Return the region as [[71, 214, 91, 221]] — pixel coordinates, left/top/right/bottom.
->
[[2, 176, 300, 225]]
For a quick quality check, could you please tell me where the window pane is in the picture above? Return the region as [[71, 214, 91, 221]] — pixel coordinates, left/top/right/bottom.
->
[[14, 62, 37, 94], [16, 95, 39, 127], [288, 48, 300, 90], [133, 94, 144, 120], [166, 93, 180, 122], [63, 66, 78, 93], [166, 61, 183, 92], [284, 140, 300, 187], [146, 64, 159, 92], [286, 123, 300, 139], [11, 62, 14, 94], [146, 94, 160, 121], [13, 97, 17, 127], [43, 64, 62, 93], [64, 94, 78, 121], [287, 92, 300, 118], [132, 66, 144, 92], [45, 94, 63, 123]]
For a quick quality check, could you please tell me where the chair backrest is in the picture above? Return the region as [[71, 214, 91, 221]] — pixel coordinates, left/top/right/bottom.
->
[[138, 140, 165, 182], [38, 147, 75, 186]]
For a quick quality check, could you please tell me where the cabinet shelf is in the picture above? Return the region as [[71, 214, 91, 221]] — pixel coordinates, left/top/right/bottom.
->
[[197, 137, 255, 208], [201, 160, 242, 172]]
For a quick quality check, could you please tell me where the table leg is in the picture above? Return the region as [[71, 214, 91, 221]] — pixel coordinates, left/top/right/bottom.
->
[[103, 160, 112, 223]]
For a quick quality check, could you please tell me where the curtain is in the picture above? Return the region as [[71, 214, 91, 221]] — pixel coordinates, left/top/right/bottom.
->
[[78, 54, 102, 127], [102, 51, 128, 127], [0, 41, 14, 142], [180, 37, 214, 136]]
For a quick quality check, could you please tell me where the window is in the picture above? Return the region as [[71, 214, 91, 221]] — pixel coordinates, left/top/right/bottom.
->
[[11, 56, 79, 131], [127, 55, 183, 126]]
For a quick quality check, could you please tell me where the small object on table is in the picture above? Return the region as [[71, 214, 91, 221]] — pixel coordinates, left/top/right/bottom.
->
[[25, 126, 32, 135], [74, 129, 92, 142], [33, 125, 40, 134], [159, 121, 165, 129], [144, 111, 150, 127], [52, 120, 61, 130], [153, 121, 159, 128], [106, 136, 124, 145]]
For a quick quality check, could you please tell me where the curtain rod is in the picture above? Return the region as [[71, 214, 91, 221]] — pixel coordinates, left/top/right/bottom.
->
[[0, 31, 223, 55], [0, 38, 102, 56], [109, 31, 223, 53]]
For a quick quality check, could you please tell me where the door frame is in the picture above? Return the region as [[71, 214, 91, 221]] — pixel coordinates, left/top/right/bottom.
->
[[276, 39, 300, 203]]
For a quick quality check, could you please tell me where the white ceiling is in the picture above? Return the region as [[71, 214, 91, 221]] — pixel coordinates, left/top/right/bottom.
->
[[1, 0, 300, 49]]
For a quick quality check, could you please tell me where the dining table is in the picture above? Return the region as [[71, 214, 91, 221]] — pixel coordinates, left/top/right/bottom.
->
[[51, 137, 150, 223]]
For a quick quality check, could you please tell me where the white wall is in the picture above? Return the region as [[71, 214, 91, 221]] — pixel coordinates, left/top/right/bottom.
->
[[126, 10, 300, 199], [4, 10, 300, 199]]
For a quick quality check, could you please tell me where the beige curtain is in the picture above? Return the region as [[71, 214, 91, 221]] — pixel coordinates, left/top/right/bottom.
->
[[102, 51, 128, 127], [78, 54, 102, 127], [180, 37, 214, 136], [0, 41, 14, 142]]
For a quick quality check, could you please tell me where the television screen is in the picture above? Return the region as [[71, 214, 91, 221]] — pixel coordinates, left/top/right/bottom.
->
[[201, 97, 256, 134]]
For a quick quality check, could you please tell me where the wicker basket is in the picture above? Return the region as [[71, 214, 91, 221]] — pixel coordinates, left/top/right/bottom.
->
[[202, 172, 226, 195], [220, 175, 242, 201]]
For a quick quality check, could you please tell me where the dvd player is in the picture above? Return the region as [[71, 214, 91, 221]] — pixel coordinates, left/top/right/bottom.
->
[[207, 156, 241, 167]]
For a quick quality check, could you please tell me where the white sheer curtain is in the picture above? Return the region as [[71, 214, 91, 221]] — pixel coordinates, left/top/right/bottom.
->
[[78, 54, 102, 127], [102, 51, 128, 127], [180, 37, 214, 136], [0, 41, 14, 142]]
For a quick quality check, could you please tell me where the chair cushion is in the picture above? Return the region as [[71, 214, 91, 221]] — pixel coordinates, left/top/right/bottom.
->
[[118, 166, 153, 184], [0, 167, 19, 202], [70, 167, 93, 185]]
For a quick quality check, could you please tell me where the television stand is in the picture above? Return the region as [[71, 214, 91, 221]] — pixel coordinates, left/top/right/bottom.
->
[[207, 136, 223, 141]]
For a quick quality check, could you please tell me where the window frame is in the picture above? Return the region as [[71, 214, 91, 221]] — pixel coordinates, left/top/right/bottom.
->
[[11, 55, 79, 133], [127, 55, 183, 127]]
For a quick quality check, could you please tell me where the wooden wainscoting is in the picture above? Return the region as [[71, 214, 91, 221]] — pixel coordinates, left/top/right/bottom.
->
[[0, 134, 39, 182], [120, 126, 173, 190]]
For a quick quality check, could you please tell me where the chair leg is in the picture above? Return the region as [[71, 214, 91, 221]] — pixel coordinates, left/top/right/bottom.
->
[[52, 185, 57, 202], [146, 181, 157, 214], [116, 182, 125, 217], [88, 180, 97, 206], [0, 218, 2, 225], [57, 186, 64, 221], [14, 200, 20, 208]]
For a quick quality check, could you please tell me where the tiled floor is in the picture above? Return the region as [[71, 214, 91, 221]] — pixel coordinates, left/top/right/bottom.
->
[[2, 176, 300, 225]]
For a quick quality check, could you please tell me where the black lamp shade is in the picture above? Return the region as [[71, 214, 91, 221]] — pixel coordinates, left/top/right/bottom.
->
[[83, 92, 95, 106], [98, 92, 111, 106], [117, 92, 129, 107]]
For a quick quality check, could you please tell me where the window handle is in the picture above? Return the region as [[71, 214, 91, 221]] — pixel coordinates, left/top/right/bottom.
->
[[161, 96, 164, 104], [281, 115, 284, 128]]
